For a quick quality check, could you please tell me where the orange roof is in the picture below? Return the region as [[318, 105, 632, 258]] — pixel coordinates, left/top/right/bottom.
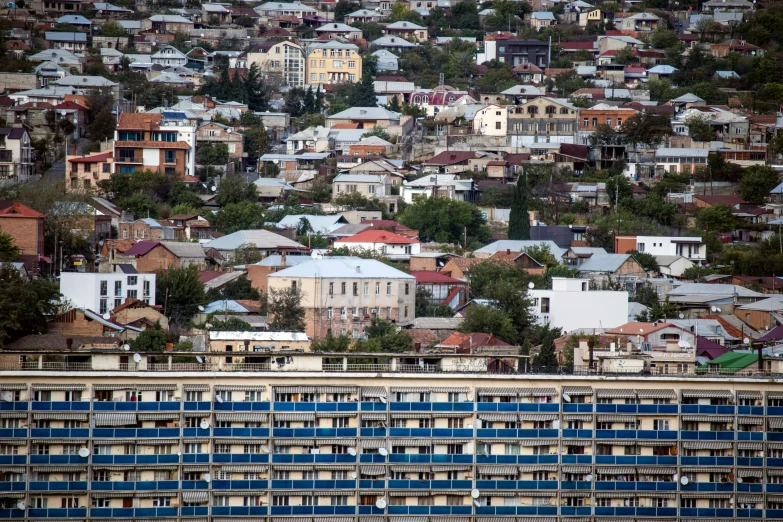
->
[[0, 201, 44, 218], [604, 321, 686, 336], [68, 151, 113, 163], [335, 229, 420, 245], [114, 141, 191, 150], [117, 112, 163, 130], [330, 123, 361, 129]]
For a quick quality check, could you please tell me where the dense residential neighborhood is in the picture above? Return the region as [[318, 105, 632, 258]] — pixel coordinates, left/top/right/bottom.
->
[[6, 0, 783, 519]]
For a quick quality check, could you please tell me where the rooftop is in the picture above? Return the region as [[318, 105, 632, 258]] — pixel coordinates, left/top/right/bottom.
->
[[270, 257, 415, 280]]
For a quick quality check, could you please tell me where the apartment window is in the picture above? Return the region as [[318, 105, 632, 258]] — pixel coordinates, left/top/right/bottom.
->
[[185, 443, 202, 454], [273, 496, 290, 506], [363, 282, 369, 296], [128, 276, 137, 286], [386, 282, 392, 295], [404, 306, 408, 317], [329, 282, 334, 294], [448, 417, 464, 429], [405, 283, 410, 295], [332, 417, 349, 428], [353, 282, 359, 296], [100, 280, 108, 296], [185, 391, 202, 401], [327, 307, 333, 319], [653, 419, 669, 430], [301, 495, 316, 506], [375, 282, 380, 295], [340, 282, 346, 294]]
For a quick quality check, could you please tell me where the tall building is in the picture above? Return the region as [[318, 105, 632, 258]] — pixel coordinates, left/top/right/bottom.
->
[[247, 41, 306, 87], [113, 112, 196, 177], [0, 347, 777, 522], [305, 41, 362, 86]]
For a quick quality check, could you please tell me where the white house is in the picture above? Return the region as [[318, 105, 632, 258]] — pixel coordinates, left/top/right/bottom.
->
[[528, 277, 628, 333], [472, 104, 509, 137], [401, 174, 478, 204], [636, 235, 706, 265], [334, 229, 421, 260], [60, 272, 157, 316], [151, 45, 188, 67]]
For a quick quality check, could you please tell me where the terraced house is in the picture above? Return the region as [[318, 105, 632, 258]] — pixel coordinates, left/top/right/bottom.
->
[[0, 347, 781, 522]]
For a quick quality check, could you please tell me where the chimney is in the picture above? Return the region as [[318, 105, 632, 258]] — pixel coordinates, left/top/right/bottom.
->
[[66, 338, 73, 351], [506, 249, 510, 255], [143, 119, 152, 131]]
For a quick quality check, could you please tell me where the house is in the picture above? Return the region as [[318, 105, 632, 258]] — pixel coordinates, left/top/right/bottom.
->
[[373, 49, 399, 72], [306, 41, 362, 85], [253, 178, 302, 203], [478, 37, 550, 68], [254, 1, 318, 19], [530, 11, 557, 29], [246, 40, 306, 87], [655, 255, 696, 278], [577, 253, 647, 279], [372, 36, 420, 52], [402, 174, 479, 203], [332, 174, 391, 198], [528, 224, 589, 249], [710, 38, 763, 58], [203, 229, 308, 262], [384, 21, 428, 42], [619, 11, 660, 31], [436, 331, 513, 353], [667, 282, 765, 317], [345, 8, 384, 24], [734, 296, 783, 331], [0, 128, 34, 183], [508, 97, 579, 146], [196, 122, 244, 161], [315, 22, 363, 40], [267, 257, 416, 339], [145, 14, 195, 33], [119, 241, 213, 272], [113, 112, 196, 177], [529, 277, 628, 332], [614, 235, 706, 265], [60, 272, 156, 315], [327, 107, 400, 130], [0, 201, 45, 273], [420, 151, 478, 174], [654, 147, 709, 175], [45, 31, 87, 52], [577, 103, 637, 134], [473, 239, 566, 260], [489, 250, 545, 275], [561, 246, 607, 267], [207, 331, 311, 355], [277, 214, 348, 235], [472, 104, 509, 137], [111, 298, 169, 331], [511, 63, 545, 83], [334, 229, 421, 260], [151, 45, 188, 67]]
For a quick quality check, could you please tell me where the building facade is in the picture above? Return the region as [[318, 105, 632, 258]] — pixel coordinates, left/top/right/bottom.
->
[[247, 41, 306, 87], [305, 41, 362, 85], [59, 272, 157, 314], [508, 97, 579, 146], [113, 112, 196, 177]]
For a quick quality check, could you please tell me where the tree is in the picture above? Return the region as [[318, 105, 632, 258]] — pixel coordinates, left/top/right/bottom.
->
[[334, 0, 360, 21], [207, 275, 262, 302], [685, 114, 715, 142], [415, 287, 455, 317], [244, 126, 269, 159], [364, 318, 414, 352], [695, 203, 737, 232], [196, 143, 229, 166], [349, 74, 378, 107], [459, 304, 518, 344], [508, 169, 531, 240], [631, 282, 659, 308], [613, 46, 638, 65], [628, 249, 657, 273], [605, 175, 633, 207], [740, 165, 780, 205], [216, 175, 257, 206], [211, 201, 264, 234], [156, 265, 206, 325], [621, 112, 672, 146], [0, 231, 19, 261], [88, 107, 116, 142], [268, 286, 306, 331], [208, 317, 254, 331], [101, 20, 129, 37], [0, 264, 60, 347], [533, 335, 558, 372], [399, 197, 490, 245], [312, 332, 353, 352], [650, 27, 681, 49], [130, 322, 167, 352], [589, 124, 621, 146]]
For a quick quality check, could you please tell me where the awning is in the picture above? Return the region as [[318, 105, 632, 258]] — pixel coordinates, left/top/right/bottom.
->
[[214, 490, 269, 497], [390, 387, 430, 393], [562, 386, 593, 395], [432, 412, 474, 418], [390, 439, 436, 447], [391, 465, 431, 472], [220, 465, 268, 472], [637, 467, 677, 474], [477, 388, 517, 397], [30, 465, 87, 472], [136, 491, 178, 498], [681, 389, 733, 399], [33, 413, 87, 421], [596, 466, 635, 474], [477, 465, 518, 475], [215, 413, 268, 422], [274, 413, 315, 421], [681, 415, 734, 422], [32, 384, 86, 391], [636, 440, 677, 447], [215, 385, 266, 391], [316, 386, 356, 393], [360, 465, 386, 475], [478, 413, 518, 422], [519, 414, 558, 421], [388, 491, 429, 497], [737, 494, 764, 503], [519, 388, 557, 397], [560, 491, 591, 497], [0, 439, 26, 445], [92, 492, 135, 498], [681, 441, 733, 449], [391, 412, 431, 419], [561, 466, 591, 473], [275, 439, 311, 446], [563, 414, 593, 421], [317, 439, 356, 446], [316, 412, 355, 418], [680, 493, 733, 499], [137, 439, 179, 446], [520, 439, 559, 446], [183, 384, 209, 391], [93, 384, 135, 390], [0, 412, 28, 418], [275, 386, 318, 393], [738, 442, 763, 450], [562, 439, 591, 446], [136, 384, 177, 391], [360, 413, 387, 421], [597, 415, 636, 422], [183, 439, 208, 444], [137, 413, 179, 421], [32, 439, 87, 444], [519, 465, 558, 472], [431, 387, 469, 393], [272, 464, 353, 471], [596, 389, 636, 398], [636, 389, 676, 399], [737, 416, 763, 425], [361, 439, 387, 449], [361, 387, 387, 398], [681, 467, 732, 473], [595, 492, 676, 499], [94, 413, 137, 426], [737, 390, 762, 399], [0, 383, 26, 390], [183, 491, 209, 503], [737, 469, 763, 478], [183, 465, 211, 471]]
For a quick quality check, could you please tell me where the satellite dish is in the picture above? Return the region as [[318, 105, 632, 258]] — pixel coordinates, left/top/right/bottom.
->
[[261, 445, 269, 453], [716, 307, 722, 313], [678, 340, 687, 348], [351, 472, 357, 479], [379, 396, 387, 404], [103, 312, 111, 320], [737, 477, 743, 483], [678, 312, 685, 319], [198, 305, 205, 312], [16, 502, 25, 510], [681, 476, 689, 485], [78, 448, 90, 458], [563, 394, 571, 402], [378, 447, 389, 456], [744, 337, 750, 344], [204, 473, 211, 483], [196, 356, 203, 363], [586, 474, 593, 482], [200, 420, 210, 430], [347, 447, 357, 456], [471, 489, 480, 499], [133, 353, 141, 363], [528, 282, 535, 289], [473, 500, 481, 508], [215, 396, 224, 403], [122, 344, 130, 351], [711, 306, 717, 312], [375, 498, 387, 509], [177, 451, 182, 456], [639, 328, 644, 333]]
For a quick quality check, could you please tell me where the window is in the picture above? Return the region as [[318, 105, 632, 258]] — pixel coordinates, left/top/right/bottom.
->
[[653, 419, 669, 430], [185, 443, 202, 454], [375, 282, 380, 295], [353, 282, 359, 296], [185, 391, 203, 401], [341, 282, 346, 294], [387, 282, 392, 295], [272, 496, 289, 506], [329, 282, 334, 294], [448, 417, 464, 429], [405, 283, 410, 295], [364, 282, 369, 296], [331, 496, 348, 506]]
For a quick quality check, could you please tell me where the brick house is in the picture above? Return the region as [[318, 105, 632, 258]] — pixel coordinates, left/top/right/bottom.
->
[[113, 112, 196, 176], [111, 298, 169, 330], [196, 121, 244, 161], [66, 150, 114, 193], [118, 240, 214, 272], [167, 214, 213, 240], [119, 217, 180, 241], [0, 201, 45, 273]]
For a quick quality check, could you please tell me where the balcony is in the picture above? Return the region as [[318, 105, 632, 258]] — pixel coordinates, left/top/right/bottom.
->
[[31, 401, 90, 411], [562, 429, 593, 438], [737, 482, 763, 493], [595, 455, 677, 466], [737, 431, 764, 441], [271, 479, 355, 489], [0, 482, 26, 492], [680, 456, 735, 466], [0, 455, 25, 465], [0, 401, 28, 411], [562, 403, 594, 413], [90, 507, 178, 518], [388, 479, 472, 489], [214, 401, 271, 412], [270, 506, 355, 516], [0, 508, 24, 518], [738, 406, 764, 416], [30, 428, 90, 438], [361, 402, 387, 412], [92, 454, 180, 465], [360, 428, 387, 437], [561, 455, 593, 464], [181, 480, 210, 490], [213, 453, 269, 464], [680, 508, 734, 518], [360, 453, 387, 463], [180, 506, 209, 517], [28, 508, 88, 518], [92, 428, 181, 438], [272, 428, 357, 438], [476, 428, 559, 438], [183, 401, 212, 411], [680, 405, 735, 415], [270, 453, 354, 464], [93, 401, 182, 411], [594, 481, 677, 492], [91, 480, 178, 491], [595, 404, 678, 415], [476, 455, 558, 465], [680, 430, 735, 441], [386, 506, 472, 516], [561, 481, 592, 490], [560, 506, 592, 516], [212, 479, 269, 489], [30, 455, 88, 465], [387, 454, 472, 464], [477, 402, 559, 413], [680, 481, 735, 492], [476, 480, 558, 490], [359, 479, 386, 489], [213, 427, 270, 438], [476, 506, 558, 516], [737, 508, 764, 518], [29, 481, 88, 491], [390, 402, 473, 412], [595, 507, 678, 517], [596, 429, 678, 440]]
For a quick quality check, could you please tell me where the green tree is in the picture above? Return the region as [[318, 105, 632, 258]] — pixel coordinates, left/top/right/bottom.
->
[[100, 20, 128, 37], [312, 332, 353, 352], [605, 175, 633, 207], [335, 0, 360, 21], [532, 335, 558, 372], [459, 304, 518, 344], [740, 165, 779, 205], [628, 249, 657, 273], [508, 169, 531, 240], [621, 112, 672, 146], [613, 46, 638, 65], [695, 203, 737, 232], [244, 126, 269, 159], [208, 316, 254, 331], [0, 264, 60, 347], [216, 175, 257, 206], [207, 275, 261, 302], [88, 107, 116, 142], [399, 197, 490, 245], [650, 27, 681, 49], [685, 114, 715, 142], [196, 143, 230, 166], [156, 265, 206, 325], [211, 201, 264, 234], [364, 318, 414, 352], [0, 231, 19, 261], [268, 286, 306, 331], [631, 282, 659, 308], [415, 287, 456, 317], [130, 322, 167, 352], [349, 74, 378, 107]]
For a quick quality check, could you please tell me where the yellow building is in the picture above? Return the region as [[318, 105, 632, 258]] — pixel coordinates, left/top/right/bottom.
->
[[305, 40, 362, 86]]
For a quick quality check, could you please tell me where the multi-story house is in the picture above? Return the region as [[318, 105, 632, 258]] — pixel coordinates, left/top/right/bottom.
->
[[619, 11, 660, 31], [66, 150, 114, 192], [332, 174, 391, 198], [151, 45, 188, 67], [315, 22, 363, 41], [334, 230, 421, 261], [44, 31, 87, 51], [508, 97, 579, 146], [0, 200, 44, 272], [529, 277, 629, 332], [59, 271, 156, 314], [0, 127, 34, 183], [482, 37, 551, 67], [306, 41, 362, 85], [401, 173, 479, 203], [119, 217, 180, 241], [254, 0, 318, 19], [196, 122, 244, 161], [113, 112, 196, 177], [654, 147, 709, 175], [268, 257, 416, 338], [615, 235, 707, 265], [577, 103, 638, 143], [327, 107, 399, 130], [345, 8, 384, 24], [247, 41, 305, 87], [383, 21, 428, 42], [473, 104, 509, 137], [144, 14, 195, 33]]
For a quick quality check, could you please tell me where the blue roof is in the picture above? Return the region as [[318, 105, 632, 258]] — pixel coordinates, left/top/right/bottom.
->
[[57, 15, 91, 24], [203, 300, 252, 314], [163, 111, 188, 120]]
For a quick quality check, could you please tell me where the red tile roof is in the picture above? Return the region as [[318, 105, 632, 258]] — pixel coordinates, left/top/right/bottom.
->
[[117, 112, 163, 130], [124, 241, 162, 256], [115, 140, 191, 150], [68, 151, 113, 163], [423, 150, 477, 165], [439, 331, 512, 348], [411, 271, 464, 284], [693, 195, 746, 207], [198, 271, 225, 283], [335, 229, 420, 245], [0, 201, 45, 218]]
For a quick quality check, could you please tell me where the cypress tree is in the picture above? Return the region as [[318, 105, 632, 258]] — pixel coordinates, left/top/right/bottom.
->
[[508, 168, 531, 240], [533, 336, 559, 373]]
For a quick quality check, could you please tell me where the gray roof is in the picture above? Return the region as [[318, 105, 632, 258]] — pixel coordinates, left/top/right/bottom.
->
[[669, 283, 765, 298], [473, 240, 566, 260], [736, 297, 783, 311], [256, 1, 318, 11], [385, 21, 427, 29], [577, 253, 635, 273], [93, 2, 134, 11], [276, 214, 347, 234], [269, 257, 415, 280], [45, 31, 87, 42], [203, 271, 246, 291], [315, 22, 360, 32], [714, 70, 740, 79], [628, 301, 648, 319], [655, 148, 710, 158], [332, 174, 387, 183], [347, 8, 382, 16], [670, 93, 705, 103], [411, 317, 463, 329], [54, 75, 118, 87], [655, 254, 692, 267], [252, 254, 315, 267], [57, 15, 91, 24], [147, 14, 193, 22], [329, 224, 372, 237], [204, 229, 305, 251], [150, 72, 190, 84], [670, 318, 737, 340], [328, 106, 401, 121], [372, 36, 419, 48], [160, 242, 207, 258], [118, 20, 142, 29], [531, 11, 557, 19]]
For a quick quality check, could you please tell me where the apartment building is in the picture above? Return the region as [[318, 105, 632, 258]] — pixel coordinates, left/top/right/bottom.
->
[[267, 257, 416, 339], [113, 112, 196, 177], [247, 41, 306, 87], [306, 41, 362, 85], [334, 230, 422, 261], [0, 353, 781, 522], [508, 97, 579, 146], [59, 272, 156, 314], [0, 127, 34, 182], [196, 122, 244, 161], [528, 277, 628, 332], [615, 235, 707, 265]]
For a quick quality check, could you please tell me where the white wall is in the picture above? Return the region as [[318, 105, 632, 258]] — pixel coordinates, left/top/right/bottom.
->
[[530, 284, 628, 332], [636, 236, 705, 261], [335, 240, 421, 257], [60, 273, 157, 314]]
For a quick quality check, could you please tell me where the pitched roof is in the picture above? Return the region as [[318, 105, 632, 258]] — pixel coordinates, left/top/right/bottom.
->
[[336, 229, 419, 245], [671, 283, 764, 298], [422, 150, 478, 165], [204, 229, 307, 251], [269, 257, 415, 279], [578, 253, 637, 273], [117, 112, 163, 130], [0, 201, 45, 218], [438, 331, 511, 348], [411, 271, 464, 284], [124, 240, 161, 257], [692, 194, 746, 207]]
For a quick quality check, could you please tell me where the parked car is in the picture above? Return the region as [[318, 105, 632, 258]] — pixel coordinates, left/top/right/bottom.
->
[[717, 232, 733, 243]]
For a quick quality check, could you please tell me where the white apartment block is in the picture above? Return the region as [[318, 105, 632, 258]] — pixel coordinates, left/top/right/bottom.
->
[[60, 272, 156, 315]]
